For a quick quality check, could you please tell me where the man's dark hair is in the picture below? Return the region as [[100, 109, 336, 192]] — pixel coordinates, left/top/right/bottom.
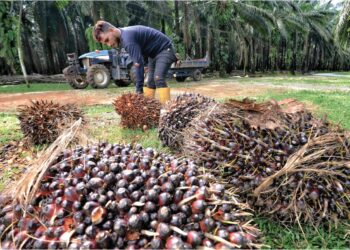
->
[[93, 20, 115, 42]]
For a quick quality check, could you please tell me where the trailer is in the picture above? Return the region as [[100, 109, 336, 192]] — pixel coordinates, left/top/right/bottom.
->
[[168, 53, 209, 82]]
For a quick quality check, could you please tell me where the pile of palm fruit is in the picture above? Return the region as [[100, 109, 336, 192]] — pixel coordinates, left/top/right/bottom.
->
[[0, 143, 262, 249], [17, 100, 84, 145], [158, 93, 216, 150], [113, 93, 160, 130], [180, 98, 349, 224]]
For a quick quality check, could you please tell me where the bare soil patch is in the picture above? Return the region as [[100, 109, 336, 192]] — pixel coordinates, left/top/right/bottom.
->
[[0, 80, 272, 112]]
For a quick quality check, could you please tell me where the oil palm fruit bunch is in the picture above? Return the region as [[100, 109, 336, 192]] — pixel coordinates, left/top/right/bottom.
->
[[113, 93, 161, 130], [183, 101, 329, 200], [253, 132, 350, 224], [17, 100, 84, 145], [0, 142, 262, 249], [158, 93, 216, 151]]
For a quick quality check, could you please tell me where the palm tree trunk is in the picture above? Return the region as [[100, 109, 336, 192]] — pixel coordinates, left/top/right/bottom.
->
[[17, 0, 29, 87], [174, 0, 181, 37], [182, 1, 191, 56]]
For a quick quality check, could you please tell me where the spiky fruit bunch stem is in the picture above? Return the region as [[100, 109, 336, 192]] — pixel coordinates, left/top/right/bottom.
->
[[17, 100, 84, 145], [113, 93, 161, 130], [158, 93, 216, 150]]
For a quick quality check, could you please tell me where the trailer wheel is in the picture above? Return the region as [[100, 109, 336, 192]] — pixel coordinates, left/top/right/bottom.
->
[[87, 64, 111, 89], [176, 76, 187, 82], [68, 77, 89, 89], [192, 69, 202, 81]]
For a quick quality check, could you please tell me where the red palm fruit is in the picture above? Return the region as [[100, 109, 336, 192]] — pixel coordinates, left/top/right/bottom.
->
[[165, 236, 184, 249], [229, 232, 244, 245], [3, 212, 15, 226], [13, 230, 28, 244], [156, 223, 171, 239], [191, 200, 206, 214], [244, 232, 256, 243], [187, 231, 203, 247], [215, 243, 231, 250]]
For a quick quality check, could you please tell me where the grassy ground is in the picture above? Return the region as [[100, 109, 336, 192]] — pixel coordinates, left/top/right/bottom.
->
[[0, 76, 349, 249]]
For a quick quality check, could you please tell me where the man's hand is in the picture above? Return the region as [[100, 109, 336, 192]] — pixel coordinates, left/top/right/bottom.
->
[[134, 63, 141, 68]]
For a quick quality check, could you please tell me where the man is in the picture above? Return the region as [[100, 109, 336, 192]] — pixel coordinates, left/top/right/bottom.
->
[[92, 20, 177, 104]]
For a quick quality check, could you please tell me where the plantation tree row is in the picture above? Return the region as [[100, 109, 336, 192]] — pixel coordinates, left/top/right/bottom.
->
[[1, 0, 350, 76]]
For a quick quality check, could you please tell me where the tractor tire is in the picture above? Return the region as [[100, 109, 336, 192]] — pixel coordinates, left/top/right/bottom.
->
[[115, 80, 131, 87], [129, 65, 137, 85], [68, 77, 89, 89], [175, 76, 187, 82], [63, 65, 89, 89], [86, 64, 111, 89], [192, 69, 202, 81]]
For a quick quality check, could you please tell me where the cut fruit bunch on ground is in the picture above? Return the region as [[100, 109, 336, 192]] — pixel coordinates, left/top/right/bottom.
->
[[113, 93, 161, 130], [158, 93, 216, 151], [17, 100, 85, 145], [0, 143, 263, 249], [182, 98, 349, 225]]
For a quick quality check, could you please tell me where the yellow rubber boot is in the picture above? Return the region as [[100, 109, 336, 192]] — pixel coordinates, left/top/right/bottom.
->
[[158, 87, 171, 104], [143, 87, 155, 99]]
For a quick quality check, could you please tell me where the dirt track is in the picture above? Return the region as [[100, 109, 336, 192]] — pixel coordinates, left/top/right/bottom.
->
[[0, 80, 274, 112]]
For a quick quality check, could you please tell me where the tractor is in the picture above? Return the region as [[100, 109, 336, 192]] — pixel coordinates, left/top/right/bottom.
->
[[62, 49, 136, 89]]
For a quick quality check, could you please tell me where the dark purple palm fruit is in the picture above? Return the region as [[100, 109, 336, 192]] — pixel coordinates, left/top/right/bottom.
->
[[122, 169, 135, 182], [200, 217, 215, 232], [162, 182, 175, 193], [159, 192, 172, 206], [144, 201, 157, 213], [68, 242, 81, 250], [145, 189, 157, 203], [156, 223, 171, 239], [130, 190, 142, 202], [114, 218, 127, 237], [173, 190, 184, 204], [158, 206, 172, 223], [88, 177, 104, 189], [85, 225, 98, 239], [80, 240, 97, 249], [75, 223, 85, 235], [115, 187, 129, 201], [96, 231, 112, 249], [128, 214, 142, 231], [151, 237, 164, 249], [180, 204, 192, 217], [103, 172, 116, 185], [166, 236, 184, 249], [82, 201, 99, 215], [217, 229, 229, 240], [118, 198, 132, 213]]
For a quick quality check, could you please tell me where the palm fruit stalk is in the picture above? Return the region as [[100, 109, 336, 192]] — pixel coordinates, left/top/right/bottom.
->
[[253, 132, 350, 224], [0, 143, 262, 249], [17, 100, 84, 145], [113, 93, 161, 130], [158, 93, 216, 151]]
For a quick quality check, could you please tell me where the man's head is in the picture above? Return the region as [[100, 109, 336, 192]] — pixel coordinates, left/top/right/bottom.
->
[[93, 20, 120, 48]]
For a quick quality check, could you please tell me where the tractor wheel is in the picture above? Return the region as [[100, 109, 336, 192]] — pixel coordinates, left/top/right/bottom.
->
[[175, 76, 187, 82], [129, 65, 137, 85], [115, 80, 131, 87], [63, 65, 89, 89], [86, 64, 111, 89], [192, 69, 202, 81], [68, 77, 89, 89]]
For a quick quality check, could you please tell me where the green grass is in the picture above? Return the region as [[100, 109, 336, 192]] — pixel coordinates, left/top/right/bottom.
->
[[256, 217, 350, 249], [0, 112, 22, 144], [255, 90, 350, 130]]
